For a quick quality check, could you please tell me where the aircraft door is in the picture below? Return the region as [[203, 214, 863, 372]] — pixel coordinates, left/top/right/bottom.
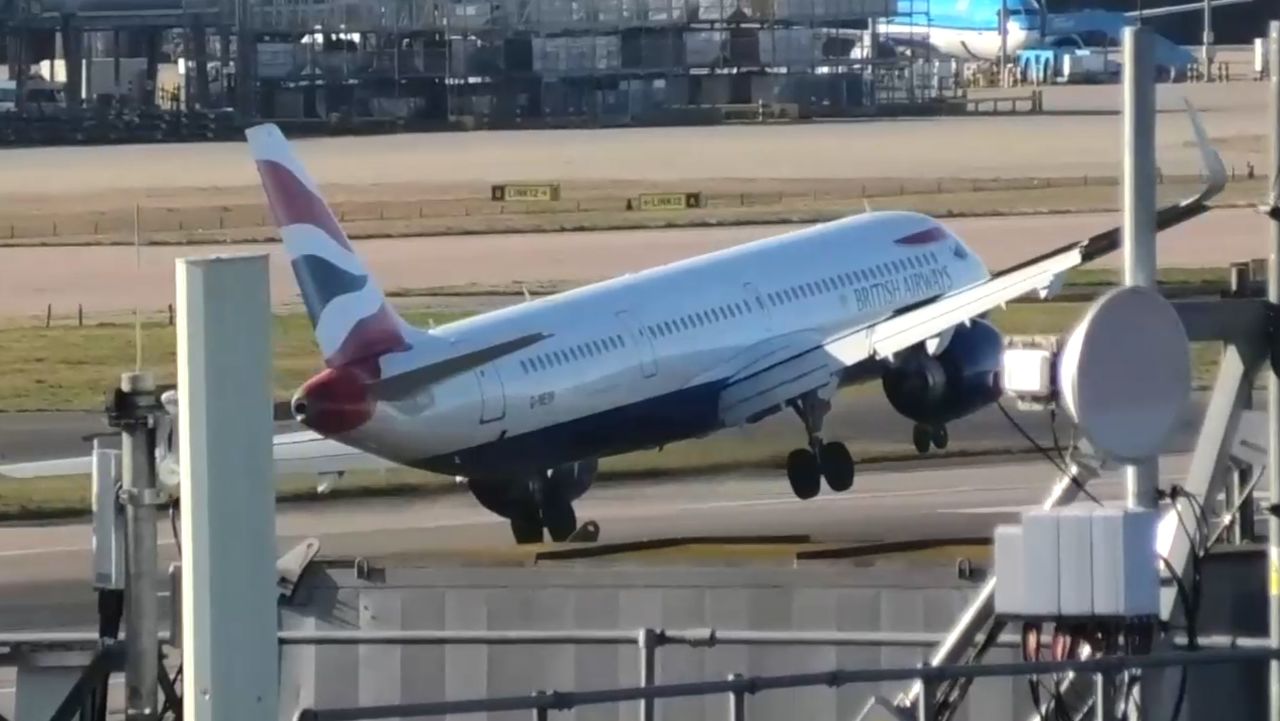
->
[[744, 282, 772, 332], [615, 310, 658, 378], [475, 363, 506, 423]]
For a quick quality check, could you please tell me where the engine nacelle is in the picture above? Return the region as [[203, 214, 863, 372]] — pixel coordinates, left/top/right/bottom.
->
[[881, 318, 1004, 426], [547, 458, 598, 502]]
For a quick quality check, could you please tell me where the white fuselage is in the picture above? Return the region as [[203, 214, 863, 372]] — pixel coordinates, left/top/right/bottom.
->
[[340, 210, 990, 478], [879, 21, 1040, 62]]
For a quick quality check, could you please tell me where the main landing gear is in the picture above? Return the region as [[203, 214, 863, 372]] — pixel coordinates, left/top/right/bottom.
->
[[784, 391, 856, 500], [911, 423, 949, 454], [508, 475, 579, 544]]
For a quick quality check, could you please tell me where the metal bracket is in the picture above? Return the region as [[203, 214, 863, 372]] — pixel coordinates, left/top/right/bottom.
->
[[277, 538, 321, 601], [118, 487, 172, 508], [104, 386, 163, 431]]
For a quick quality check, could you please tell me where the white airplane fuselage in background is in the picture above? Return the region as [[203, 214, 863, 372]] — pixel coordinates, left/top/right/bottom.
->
[[877, 0, 1255, 64]]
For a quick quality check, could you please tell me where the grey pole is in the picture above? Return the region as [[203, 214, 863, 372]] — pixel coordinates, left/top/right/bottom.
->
[[1267, 19, 1280, 721], [117, 371, 161, 721], [1201, 0, 1213, 77], [1121, 24, 1160, 510]]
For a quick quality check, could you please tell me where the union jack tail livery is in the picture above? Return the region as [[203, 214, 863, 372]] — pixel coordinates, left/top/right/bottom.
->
[[245, 123, 415, 370]]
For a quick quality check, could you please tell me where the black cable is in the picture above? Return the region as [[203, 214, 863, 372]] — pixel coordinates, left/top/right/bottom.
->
[[1048, 408, 1069, 469], [169, 500, 182, 560], [996, 400, 1104, 506]]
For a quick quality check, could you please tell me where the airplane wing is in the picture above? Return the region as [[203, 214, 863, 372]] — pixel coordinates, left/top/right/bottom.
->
[[718, 99, 1225, 425], [842, 99, 1224, 363], [1123, 0, 1253, 19], [0, 429, 394, 481]]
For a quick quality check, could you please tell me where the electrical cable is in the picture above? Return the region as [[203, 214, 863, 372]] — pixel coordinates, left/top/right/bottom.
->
[[996, 400, 1104, 506]]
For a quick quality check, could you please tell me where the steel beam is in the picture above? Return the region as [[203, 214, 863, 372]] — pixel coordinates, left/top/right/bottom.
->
[[176, 254, 277, 721], [1121, 24, 1160, 513], [1268, 19, 1280, 721]]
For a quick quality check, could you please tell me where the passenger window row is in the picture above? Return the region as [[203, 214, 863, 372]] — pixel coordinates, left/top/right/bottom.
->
[[642, 296, 759, 341], [520, 333, 628, 374], [766, 250, 940, 307], [514, 249, 943, 378]]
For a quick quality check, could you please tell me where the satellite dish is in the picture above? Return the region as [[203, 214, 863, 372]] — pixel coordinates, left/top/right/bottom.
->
[[1056, 285, 1191, 463]]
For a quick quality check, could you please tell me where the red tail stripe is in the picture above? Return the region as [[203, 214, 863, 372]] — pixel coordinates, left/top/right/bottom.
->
[[256, 159, 353, 252], [325, 304, 411, 375]]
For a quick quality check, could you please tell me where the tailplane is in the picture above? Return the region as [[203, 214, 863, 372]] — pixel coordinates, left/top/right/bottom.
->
[[245, 123, 415, 369]]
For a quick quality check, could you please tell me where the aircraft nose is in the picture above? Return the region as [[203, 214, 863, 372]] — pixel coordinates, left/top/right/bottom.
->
[[293, 366, 374, 436]]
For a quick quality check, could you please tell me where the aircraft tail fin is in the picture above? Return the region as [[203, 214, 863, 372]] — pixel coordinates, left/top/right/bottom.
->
[[245, 123, 418, 369]]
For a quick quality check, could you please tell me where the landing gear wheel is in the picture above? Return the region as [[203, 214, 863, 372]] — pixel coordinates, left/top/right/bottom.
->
[[819, 441, 855, 492], [509, 511, 544, 545], [931, 425, 949, 450], [786, 448, 822, 500], [542, 499, 578, 543], [912, 424, 932, 454]]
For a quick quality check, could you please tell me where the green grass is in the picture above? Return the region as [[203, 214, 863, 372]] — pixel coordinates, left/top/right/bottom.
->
[[0, 309, 466, 412], [0, 297, 1234, 412]]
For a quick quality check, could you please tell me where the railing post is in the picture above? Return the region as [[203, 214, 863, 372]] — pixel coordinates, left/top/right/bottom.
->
[[727, 673, 746, 721], [638, 628, 657, 721], [1093, 672, 1111, 721], [532, 690, 549, 721], [915, 663, 936, 721]]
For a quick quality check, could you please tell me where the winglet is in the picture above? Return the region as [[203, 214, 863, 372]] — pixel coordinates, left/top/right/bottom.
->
[[1182, 97, 1227, 206], [1074, 98, 1227, 264]]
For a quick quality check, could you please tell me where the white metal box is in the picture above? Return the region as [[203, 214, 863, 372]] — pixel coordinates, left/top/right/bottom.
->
[[1057, 507, 1094, 616], [1001, 347, 1054, 396], [1021, 510, 1061, 617], [1091, 508, 1159, 617], [993, 524, 1025, 616]]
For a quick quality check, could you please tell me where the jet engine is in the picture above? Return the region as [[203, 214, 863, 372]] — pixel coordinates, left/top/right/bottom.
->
[[881, 318, 1004, 426], [547, 458, 598, 502]]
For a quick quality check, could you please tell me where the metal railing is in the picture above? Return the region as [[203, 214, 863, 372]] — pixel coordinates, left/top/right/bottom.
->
[[289, 645, 1280, 721], [2, 626, 1271, 721]]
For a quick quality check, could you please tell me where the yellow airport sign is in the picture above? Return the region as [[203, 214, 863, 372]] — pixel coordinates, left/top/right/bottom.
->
[[634, 192, 703, 211], [491, 184, 561, 202]]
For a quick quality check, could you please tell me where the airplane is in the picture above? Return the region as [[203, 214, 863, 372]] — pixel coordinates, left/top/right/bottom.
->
[[876, 0, 1256, 65], [1, 100, 1227, 546]]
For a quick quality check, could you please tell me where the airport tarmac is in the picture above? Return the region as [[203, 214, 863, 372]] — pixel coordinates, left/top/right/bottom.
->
[[0, 82, 1266, 199], [0, 450, 1206, 633], [0, 208, 1268, 318]]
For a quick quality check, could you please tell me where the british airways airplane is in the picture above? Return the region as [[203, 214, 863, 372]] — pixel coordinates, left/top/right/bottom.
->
[[1, 104, 1226, 545], [878, 0, 1254, 64]]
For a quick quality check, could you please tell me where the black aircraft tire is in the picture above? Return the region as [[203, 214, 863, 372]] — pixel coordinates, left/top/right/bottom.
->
[[510, 511, 545, 544], [542, 501, 578, 543], [820, 441, 855, 493]]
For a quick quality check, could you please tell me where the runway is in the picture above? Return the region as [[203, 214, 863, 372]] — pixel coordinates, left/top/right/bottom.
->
[[0, 450, 1208, 633], [0, 207, 1267, 318], [0, 385, 1220, 465]]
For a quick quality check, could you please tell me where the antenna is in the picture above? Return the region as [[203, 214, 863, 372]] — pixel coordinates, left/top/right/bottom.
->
[[522, 284, 531, 303], [134, 203, 143, 372], [1056, 285, 1190, 463]]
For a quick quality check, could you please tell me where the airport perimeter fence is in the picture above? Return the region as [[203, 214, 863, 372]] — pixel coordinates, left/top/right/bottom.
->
[[0, 170, 1261, 247]]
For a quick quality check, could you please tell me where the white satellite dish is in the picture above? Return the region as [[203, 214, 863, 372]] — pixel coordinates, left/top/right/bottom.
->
[[1056, 285, 1191, 463]]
